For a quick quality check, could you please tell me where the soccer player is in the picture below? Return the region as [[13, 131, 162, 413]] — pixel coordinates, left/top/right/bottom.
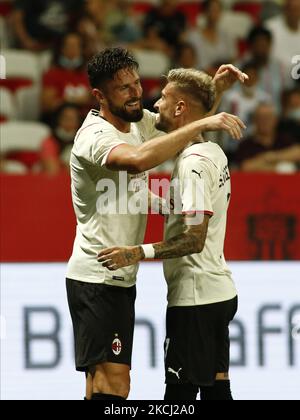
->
[[98, 67, 240, 400]]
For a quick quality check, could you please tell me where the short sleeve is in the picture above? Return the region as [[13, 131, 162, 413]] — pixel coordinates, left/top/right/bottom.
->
[[90, 127, 126, 167], [179, 155, 215, 216]]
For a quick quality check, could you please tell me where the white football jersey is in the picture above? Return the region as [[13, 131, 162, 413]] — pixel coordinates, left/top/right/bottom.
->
[[164, 141, 237, 307], [67, 109, 160, 286]]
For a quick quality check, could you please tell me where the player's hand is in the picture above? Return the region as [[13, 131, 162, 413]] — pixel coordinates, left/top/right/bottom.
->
[[200, 112, 246, 140], [213, 64, 249, 94], [97, 246, 144, 271]]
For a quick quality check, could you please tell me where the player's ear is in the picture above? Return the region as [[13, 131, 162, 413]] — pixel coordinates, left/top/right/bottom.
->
[[175, 100, 186, 117], [92, 88, 106, 105]]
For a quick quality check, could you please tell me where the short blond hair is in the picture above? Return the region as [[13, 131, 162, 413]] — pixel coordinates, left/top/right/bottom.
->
[[167, 68, 216, 112]]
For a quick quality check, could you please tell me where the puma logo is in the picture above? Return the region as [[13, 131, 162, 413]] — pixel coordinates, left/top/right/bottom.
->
[[192, 169, 203, 178], [168, 367, 182, 380]]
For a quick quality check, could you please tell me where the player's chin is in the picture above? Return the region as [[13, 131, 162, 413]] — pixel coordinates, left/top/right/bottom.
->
[[155, 119, 168, 132], [127, 109, 144, 122]]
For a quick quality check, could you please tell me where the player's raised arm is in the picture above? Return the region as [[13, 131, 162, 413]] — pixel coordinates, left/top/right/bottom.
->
[[208, 64, 249, 117]]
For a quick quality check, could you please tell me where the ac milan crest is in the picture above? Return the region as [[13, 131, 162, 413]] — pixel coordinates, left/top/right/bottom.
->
[[112, 337, 122, 356]]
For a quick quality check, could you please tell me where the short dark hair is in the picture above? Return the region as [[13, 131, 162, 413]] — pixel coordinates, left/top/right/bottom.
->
[[247, 26, 273, 45], [87, 48, 139, 90]]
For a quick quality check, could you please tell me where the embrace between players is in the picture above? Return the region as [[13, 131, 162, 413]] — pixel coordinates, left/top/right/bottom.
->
[[66, 47, 248, 401]]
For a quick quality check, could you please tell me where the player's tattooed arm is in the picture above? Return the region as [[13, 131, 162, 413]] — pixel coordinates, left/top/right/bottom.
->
[[153, 215, 209, 259], [98, 215, 210, 270]]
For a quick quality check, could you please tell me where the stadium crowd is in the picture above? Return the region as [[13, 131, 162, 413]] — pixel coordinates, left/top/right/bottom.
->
[[0, 0, 299, 175]]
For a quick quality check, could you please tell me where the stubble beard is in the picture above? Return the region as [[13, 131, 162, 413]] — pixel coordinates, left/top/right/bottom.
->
[[108, 99, 144, 123]]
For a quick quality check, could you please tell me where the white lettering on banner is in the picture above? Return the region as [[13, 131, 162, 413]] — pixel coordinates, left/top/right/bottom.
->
[[0, 262, 299, 400]]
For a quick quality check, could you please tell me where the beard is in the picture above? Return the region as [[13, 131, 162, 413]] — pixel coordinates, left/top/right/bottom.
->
[[107, 98, 144, 122], [155, 114, 172, 133]]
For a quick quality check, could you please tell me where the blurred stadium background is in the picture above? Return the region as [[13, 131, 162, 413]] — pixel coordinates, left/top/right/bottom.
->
[[0, 0, 299, 400]]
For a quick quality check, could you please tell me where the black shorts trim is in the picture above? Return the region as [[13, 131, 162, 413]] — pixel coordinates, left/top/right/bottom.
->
[[164, 296, 238, 387], [66, 278, 136, 372]]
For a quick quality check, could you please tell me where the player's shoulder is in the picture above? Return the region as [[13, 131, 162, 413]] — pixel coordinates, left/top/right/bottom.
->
[[72, 110, 116, 160], [181, 141, 227, 170], [75, 110, 114, 141]]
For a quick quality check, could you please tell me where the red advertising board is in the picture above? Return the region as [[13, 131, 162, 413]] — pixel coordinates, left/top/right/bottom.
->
[[1, 172, 300, 262]]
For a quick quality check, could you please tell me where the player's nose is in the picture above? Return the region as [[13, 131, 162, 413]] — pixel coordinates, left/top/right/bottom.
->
[[154, 98, 161, 111]]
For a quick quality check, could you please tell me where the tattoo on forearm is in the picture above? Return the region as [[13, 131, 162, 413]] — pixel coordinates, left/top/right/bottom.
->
[[153, 231, 204, 260]]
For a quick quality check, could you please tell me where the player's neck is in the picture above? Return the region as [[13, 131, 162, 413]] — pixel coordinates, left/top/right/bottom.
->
[[180, 115, 206, 144], [100, 110, 131, 133], [192, 135, 205, 144]]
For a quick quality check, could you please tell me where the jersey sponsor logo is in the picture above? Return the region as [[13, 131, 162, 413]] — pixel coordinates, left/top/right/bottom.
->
[[168, 367, 182, 380], [112, 336, 122, 356]]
